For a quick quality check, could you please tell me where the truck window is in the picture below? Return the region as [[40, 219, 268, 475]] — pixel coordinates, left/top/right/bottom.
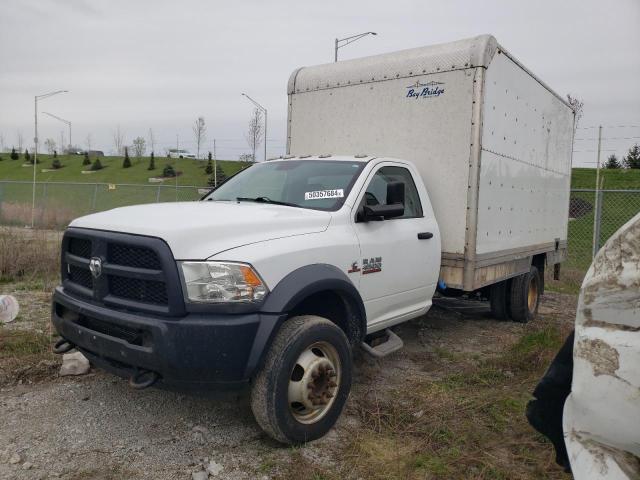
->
[[363, 166, 423, 218], [204, 160, 366, 212]]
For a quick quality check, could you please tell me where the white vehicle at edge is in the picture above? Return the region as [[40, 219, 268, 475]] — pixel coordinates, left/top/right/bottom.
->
[[51, 34, 574, 444]]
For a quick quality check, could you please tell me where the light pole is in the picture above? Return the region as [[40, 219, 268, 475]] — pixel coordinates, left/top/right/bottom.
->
[[334, 32, 377, 62], [42, 112, 72, 152], [33, 90, 68, 227], [241, 93, 267, 162]]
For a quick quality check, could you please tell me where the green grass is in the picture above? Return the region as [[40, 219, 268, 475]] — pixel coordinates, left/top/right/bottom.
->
[[571, 167, 640, 189], [0, 153, 246, 185]]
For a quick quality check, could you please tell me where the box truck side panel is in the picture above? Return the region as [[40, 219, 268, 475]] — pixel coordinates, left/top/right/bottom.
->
[[288, 69, 476, 255], [475, 50, 573, 257]]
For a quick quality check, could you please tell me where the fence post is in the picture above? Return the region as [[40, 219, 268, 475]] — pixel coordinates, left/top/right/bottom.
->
[[592, 190, 603, 258], [91, 184, 98, 212]]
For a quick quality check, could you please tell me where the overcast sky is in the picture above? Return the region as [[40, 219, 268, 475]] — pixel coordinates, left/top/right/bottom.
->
[[1, 0, 639, 167]]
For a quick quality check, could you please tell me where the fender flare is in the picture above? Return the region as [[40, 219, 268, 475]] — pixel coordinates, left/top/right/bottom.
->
[[244, 264, 366, 378]]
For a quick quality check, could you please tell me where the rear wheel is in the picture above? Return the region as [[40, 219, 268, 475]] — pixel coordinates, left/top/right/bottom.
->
[[509, 266, 541, 323], [250, 315, 352, 444], [489, 280, 511, 320]]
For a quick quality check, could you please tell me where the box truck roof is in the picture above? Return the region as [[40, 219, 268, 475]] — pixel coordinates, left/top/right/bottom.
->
[[288, 34, 569, 108]]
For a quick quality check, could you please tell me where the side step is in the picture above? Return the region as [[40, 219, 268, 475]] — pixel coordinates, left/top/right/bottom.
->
[[360, 329, 404, 358]]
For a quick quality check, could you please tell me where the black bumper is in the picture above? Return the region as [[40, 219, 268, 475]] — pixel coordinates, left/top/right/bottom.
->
[[51, 286, 284, 391]]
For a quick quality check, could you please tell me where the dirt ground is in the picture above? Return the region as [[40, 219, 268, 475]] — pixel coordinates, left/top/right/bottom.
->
[[0, 286, 576, 480]]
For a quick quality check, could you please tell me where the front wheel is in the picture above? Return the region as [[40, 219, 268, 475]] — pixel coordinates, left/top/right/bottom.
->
[[250, 315, 352, 444]]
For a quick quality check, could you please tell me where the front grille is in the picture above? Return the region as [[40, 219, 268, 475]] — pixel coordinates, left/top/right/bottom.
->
[[109, 276, 168, 305], [108, 243, 161, 270], [68, 237, 91, 258], [62, 229, 183, 316], [68, 265, 93, 289]]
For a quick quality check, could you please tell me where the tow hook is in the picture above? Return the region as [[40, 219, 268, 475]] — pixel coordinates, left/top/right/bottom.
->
[[129, 369, 160, 390], [52, 338, 75, 354]]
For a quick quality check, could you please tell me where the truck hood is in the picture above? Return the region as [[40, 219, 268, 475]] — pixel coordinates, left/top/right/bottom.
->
[[69, 201, 332, 259]]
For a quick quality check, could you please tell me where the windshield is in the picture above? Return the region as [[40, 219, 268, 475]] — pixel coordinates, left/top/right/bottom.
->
[[204, 160, 366, 211]]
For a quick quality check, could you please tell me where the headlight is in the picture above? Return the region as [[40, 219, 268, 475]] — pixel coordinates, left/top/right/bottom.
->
[[179, 261, 268, 304]]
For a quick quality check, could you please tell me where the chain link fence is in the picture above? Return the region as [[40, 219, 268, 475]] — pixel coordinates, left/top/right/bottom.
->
[[0, 181, 209, 229], [1, 181, 638, 291]]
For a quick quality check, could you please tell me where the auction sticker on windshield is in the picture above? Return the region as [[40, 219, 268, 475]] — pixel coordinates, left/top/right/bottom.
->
[[305, 189, 344, 200]]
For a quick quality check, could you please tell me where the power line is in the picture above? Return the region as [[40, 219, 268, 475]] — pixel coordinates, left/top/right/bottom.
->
[[576, 124, 640, 129], [574, 136, 640, 141]]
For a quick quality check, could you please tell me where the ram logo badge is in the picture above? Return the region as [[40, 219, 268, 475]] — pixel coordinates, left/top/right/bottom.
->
[[89, 257, 102, 279], [347, 261, 361, 274], [362, 257, 382, 275]]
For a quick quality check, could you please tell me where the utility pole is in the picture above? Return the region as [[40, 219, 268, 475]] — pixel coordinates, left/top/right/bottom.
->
[[175, 134, 179, 200], [592, 125, 603, 258], [241, 93, 267, 162]]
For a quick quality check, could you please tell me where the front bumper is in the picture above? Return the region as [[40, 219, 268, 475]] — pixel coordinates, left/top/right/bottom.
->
[[51, 286, 283, 391]]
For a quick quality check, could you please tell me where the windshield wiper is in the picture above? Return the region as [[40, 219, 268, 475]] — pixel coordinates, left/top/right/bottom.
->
[[236, 196, 298, 208]]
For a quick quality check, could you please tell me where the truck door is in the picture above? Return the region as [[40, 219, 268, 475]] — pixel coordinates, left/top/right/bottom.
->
[[352, 163, 440, 331]]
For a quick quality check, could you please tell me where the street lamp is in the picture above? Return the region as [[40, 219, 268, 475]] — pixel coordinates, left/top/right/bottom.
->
[[241, 93, 267, 163], [33, 90, 68, 227], [334, 32, 377, 62], [42, 112, 72, 152]]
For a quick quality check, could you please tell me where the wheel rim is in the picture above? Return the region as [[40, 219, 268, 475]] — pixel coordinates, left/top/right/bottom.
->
[[287, 341, 341, 424], [527, 276, 539, 312]]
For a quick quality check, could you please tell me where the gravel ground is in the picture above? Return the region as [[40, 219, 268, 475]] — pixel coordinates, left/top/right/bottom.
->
[[0, 291, 577, 480]]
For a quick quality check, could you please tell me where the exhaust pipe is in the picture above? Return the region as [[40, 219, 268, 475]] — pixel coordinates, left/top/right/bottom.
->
[[129, 369, 160, 389], [52, 338, 75, 354]]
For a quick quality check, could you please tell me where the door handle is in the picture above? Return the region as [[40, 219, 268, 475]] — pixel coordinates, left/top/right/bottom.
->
[[417, 232, 433, 240]]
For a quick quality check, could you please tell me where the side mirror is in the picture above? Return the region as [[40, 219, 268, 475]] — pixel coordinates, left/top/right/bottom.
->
[[361, 181, 405, 221]]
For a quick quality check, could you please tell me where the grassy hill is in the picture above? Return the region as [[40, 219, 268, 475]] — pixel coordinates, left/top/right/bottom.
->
[[0, 153, 246, 186], [571, 167, 640, 189]]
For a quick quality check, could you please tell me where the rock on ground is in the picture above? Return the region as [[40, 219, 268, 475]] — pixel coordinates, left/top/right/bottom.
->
[[59, 351, 90, 376]]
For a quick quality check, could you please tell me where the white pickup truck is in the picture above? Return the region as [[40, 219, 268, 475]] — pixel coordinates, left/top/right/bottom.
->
[[51, 35, 574, 443]]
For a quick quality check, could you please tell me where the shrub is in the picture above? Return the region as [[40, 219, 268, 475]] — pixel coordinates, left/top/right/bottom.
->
[[163, 164, 176, 177], [51, 157, 62, 169], [10, 148, 19, 160], [122, 147, 132, 168], [147, 151, 155, 171], [82, 152, 91, 166], [91, 157, 103, 171], [24, 149, 31, 163], [53, 150, 58, 158]]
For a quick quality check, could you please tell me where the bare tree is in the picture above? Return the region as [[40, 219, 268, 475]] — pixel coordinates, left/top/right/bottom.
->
[[244, 108, 263, 163], [17, 131, 24, 152], [132, 136, 146, 157], [192, 117, 206, 159], [44, 138, 56, 154], [0, 132, 4, 152], [147, 128, 156, 154], [566, 94, 584, 133], [85, 133, 92, 152], [112, 125, 125, 156]]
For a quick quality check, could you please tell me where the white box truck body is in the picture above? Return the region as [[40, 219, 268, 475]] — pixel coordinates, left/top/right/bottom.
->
[[287, 34, 574, 291]]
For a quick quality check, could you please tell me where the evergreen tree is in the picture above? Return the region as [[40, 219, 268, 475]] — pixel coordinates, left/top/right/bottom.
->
[[24, 149, 31, 163], [623, 144, 640, 169], [91, 157, 103, 171], [82, 151, 91, 166], [10, 148, 19, 160], [163, 164, 176, 177], [605, 154, 621, 169], [147, 151, 155, 171], [52, 157, 62, 169], [205, 153, 213, 175], [53, 150, 58, 158], [122, 147, 132, 168], [214, 163, 227, 185]]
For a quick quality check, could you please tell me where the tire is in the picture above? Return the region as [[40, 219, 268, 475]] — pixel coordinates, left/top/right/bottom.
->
[[489, 280, 511, 320], [250, 315, 352, 444], [509, 266, 541, 323]]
